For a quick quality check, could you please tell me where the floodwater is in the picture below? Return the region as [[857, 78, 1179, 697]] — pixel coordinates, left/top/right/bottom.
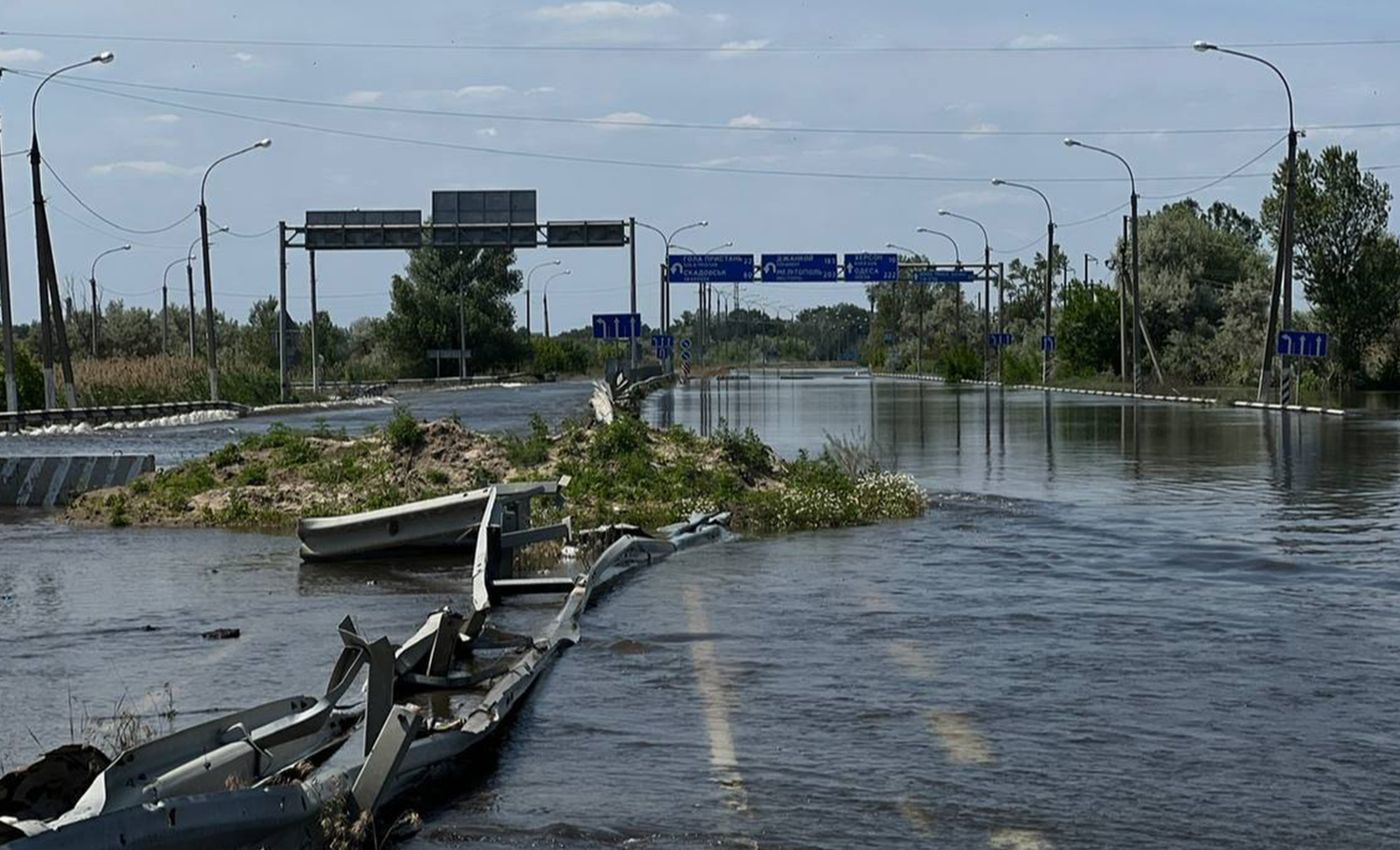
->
[[4, 372, 1400, 848]]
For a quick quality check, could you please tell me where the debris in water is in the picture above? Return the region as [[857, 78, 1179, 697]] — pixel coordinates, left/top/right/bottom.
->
[[201, 627, 241, 641]]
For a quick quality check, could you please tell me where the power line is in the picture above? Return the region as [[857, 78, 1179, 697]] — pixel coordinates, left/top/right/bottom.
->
[[40, 157, 199, 234], [45, 201, 183, 249], [18, 74, 1322, 186], [5, 30, 1400, 54], [207, 219, 279, 239], [14, 70, 1400, 139]]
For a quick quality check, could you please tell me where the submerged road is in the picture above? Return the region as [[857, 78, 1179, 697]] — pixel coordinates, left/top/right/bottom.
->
[[2, 372, 1398, 848]]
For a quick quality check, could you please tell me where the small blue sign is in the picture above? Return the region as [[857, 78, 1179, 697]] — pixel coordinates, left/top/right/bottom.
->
[[760, 253, 839, 282], [911, 267, 977, 284], [1277, 330, 1329, 358], [592, 313, 642, 340], [843, 253, 899, 283], [680, 349, 692, 363], [679, 338, 692, 350], [988, 332, 1014, 349], [1041, 334, 1056, 353], [651, 334, 675, 350], [668, 254, 754, 284], [884, 332, 896, 345]]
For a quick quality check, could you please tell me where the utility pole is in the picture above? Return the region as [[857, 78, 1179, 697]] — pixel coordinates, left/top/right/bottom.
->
[[1131, 189, 1142, 394], [88, 276, 98, 356], [277, 221, 288, 402], [309, 249, 319, 394], [186, 257, 197, 358], [1120, 215, 1129, 384], [161, 284, 169, 356], [0, 113, 18, 412], [458, 279, 468, 382], [628, 217, 638, 369]]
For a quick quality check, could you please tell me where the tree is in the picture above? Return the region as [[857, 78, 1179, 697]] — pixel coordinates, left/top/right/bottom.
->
[[382, 244, 527, 376], [1056, 285, 1120, 376], [1262, 145, 1400, 379]]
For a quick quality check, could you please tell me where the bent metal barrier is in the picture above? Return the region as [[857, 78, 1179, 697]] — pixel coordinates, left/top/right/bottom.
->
[[0, 454, 156, 507]]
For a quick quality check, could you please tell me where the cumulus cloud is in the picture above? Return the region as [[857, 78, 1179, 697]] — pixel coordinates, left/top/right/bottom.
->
[[726, 113, 795, 130], [145, 113, 181, 124], [711, 38, 770, 58], [455, 85, 512, 98], [476, 127, 499, 138], [342, 90, 383, 106], [0, 47, 44, 64], [231, 51, 257, 63], [594, 111, 655, 129], [1007, 33, 1063, 49], [707, 12, 731, 24], [532, 2, 677, 24], [89, 160, 197, 177], [526, 86, 557, 95], [963, 122, 1001, 137]]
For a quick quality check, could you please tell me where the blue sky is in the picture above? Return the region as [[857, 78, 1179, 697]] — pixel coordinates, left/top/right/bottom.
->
[[1, 0, 1397, 333]]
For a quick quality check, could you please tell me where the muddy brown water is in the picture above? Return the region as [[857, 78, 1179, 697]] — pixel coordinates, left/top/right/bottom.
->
[[3, 374, 1400, 848]]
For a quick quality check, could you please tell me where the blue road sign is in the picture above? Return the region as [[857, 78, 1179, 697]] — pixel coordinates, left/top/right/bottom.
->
[[911, 267, 977, 284], [1041, 334, 1056, 353], [843, 253, 899, 283], [679, 337, 692, 350], [668, 254, 754, 284], [680, 349, 692, 362], [884, 332, 896, 345], [988, 332, 1014, 349], [760, 253, 839, 282], [651, 334, 675, 350], [1276, 330, 1329, 358], [592, 312, 642, 340]]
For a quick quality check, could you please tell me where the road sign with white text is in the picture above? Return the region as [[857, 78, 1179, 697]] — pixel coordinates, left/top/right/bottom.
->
[[843, 253, 899, 283], [668, 254, 755, 284], [988, 332, 1014, 349], [760, 253, 839, 282], [911, 267, 977, 284], [1276, 330, 1329, 358], [592, 313, 642, 340], [1041, 335, 1056, 353]]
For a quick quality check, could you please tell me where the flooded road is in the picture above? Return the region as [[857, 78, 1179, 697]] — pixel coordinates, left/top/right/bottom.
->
[[3, 373, 1399, 848]]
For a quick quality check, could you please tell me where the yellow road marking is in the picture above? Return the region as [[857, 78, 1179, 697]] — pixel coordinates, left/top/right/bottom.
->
[[684, 584, 749, 813], [927, 710, 994, 765]]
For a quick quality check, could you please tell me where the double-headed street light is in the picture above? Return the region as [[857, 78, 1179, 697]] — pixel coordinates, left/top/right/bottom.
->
[[1195, 39, 1299, 404], [28, 51, 114, 407], [1065, 137, 1142, 392], [88, 243, 131, 357], [199, 138, 271, 400], [542, 268, 571, 338], [525, 259, 562, 336], [637, 219, 707, 370], [993, 178, 1056, 382]]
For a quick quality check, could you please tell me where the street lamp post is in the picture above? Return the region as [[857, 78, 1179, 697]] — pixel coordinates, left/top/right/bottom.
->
[[0, 108, 17, 412], [525, 259, 561, 336], [1195, 39, 1298, 404], [916, 226, 964, 340], [542, 269, 571, 338], [993, 179, 1055, 382], [199, 138, 270, 400], [26, 51, 114, 407], [88, 243, 130, 357], [939, 209, 993, 380], [1065, 138, 1141, 392], [162, 255, 193, 356], [187, 228, 227, 360], [637, 219, 707, 372]]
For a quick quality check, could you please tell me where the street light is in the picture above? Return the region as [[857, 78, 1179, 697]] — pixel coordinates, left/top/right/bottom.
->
[[162, 254, 194, 356], [993, 178, 1056, 382], [525, 259, 562, 336], [637, 219, 707, 369], [27, 51, 114, 407], [1195, 39, 1298, 403], [939, 209, 995, 378], [541, 269, 572, 339], [199, 138, 271, 400], [87, 243, 131, 357], [916, 226, 966, 342], [1065, 137, 1141, 392], [187, 227, 228, 359], [915, 227, 961, 264]]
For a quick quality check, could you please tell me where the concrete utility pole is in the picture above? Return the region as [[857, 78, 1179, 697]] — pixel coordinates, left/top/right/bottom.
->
[[542, 269, 570, 339], [524, 259, 560, 338], [199, 138, 271, 401], [309, 250, 319, 393], [628, 217, 638, 368], [993, 179, 1055, 382], [1196, 40, 1298, 404], [1065, 138, 1141, 393], [277, 221, 288, 402], [0, 110, 18, 412]]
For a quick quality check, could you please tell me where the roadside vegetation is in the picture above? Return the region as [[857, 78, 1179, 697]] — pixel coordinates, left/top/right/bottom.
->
[[67, 408, 927, 536]]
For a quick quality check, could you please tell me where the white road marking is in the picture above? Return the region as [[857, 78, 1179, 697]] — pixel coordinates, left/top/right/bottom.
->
[[990, 827, 1053, 849], [927, 710, 994, 765], [887, 638, 938, 681], [684, 584, 749, 813], [898, 797, 937, 837]]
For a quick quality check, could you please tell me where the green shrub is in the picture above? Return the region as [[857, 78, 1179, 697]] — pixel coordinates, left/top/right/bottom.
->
[[236, 463, 269, 486], [210, 443, 243, 469], [0, 342, 44, 412], [999, 347, 1041, 384], [384, 406, 425, 452], [503, 413, 551, 467], [713, 427, 772, 482], [936, 342, 982, 382]]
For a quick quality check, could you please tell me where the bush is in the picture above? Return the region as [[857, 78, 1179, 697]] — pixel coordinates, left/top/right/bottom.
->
[[384, 406, 425, 452], [503, 413, 551, 467], [531, 337, 593, 375], [713, 427, 773, 482], [999, 347, 1042, 384], [936, 342, 982, 382], [0, 342, 45, 412]]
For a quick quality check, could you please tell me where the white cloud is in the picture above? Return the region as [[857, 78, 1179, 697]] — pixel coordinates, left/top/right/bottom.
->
[[342, 90, 383, 106], [963, 122, 1001, 137], [595, 111, 655, 129], [89, 160, 197, 178], [231, 51, 257, 63], [145, 113, 181, 124], [712, 38, 770, 58], [707, 12, 731, 24], [532, 2, 677, 24], [526, 86, 557, 95], [727, 113, 774, 129], [455, 85, 513, 98], [476, 127, 499, 138], [1008, 33, 1063, 49], [0, 48, 44, 64]]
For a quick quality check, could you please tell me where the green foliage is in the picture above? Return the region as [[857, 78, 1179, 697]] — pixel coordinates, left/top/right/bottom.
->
[[0, 341, 44, 412], [530, 337, 593, 375], [503, 413, 551, 467], [210, 443, 244, 469], [714, 427, 773, 482], [235, 463, 269, 486], [999, 347, 1042, 384], [935, 342, 982, 382], [384, 406, 425, 453], [1056, 285, 1121, 377]]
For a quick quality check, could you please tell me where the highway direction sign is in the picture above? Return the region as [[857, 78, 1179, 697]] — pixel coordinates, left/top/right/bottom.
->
[[651, 334, 675, 350], [843, 253, 899, 282], [988, 332, 1014, 349], [1276, 330, 1329, 358], [1041, 335, 1056, 353], [592, 313, 642, 340], [668, 254, 755, 284], [911, 267, 977, 284], [760, 253, 839, 282]]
